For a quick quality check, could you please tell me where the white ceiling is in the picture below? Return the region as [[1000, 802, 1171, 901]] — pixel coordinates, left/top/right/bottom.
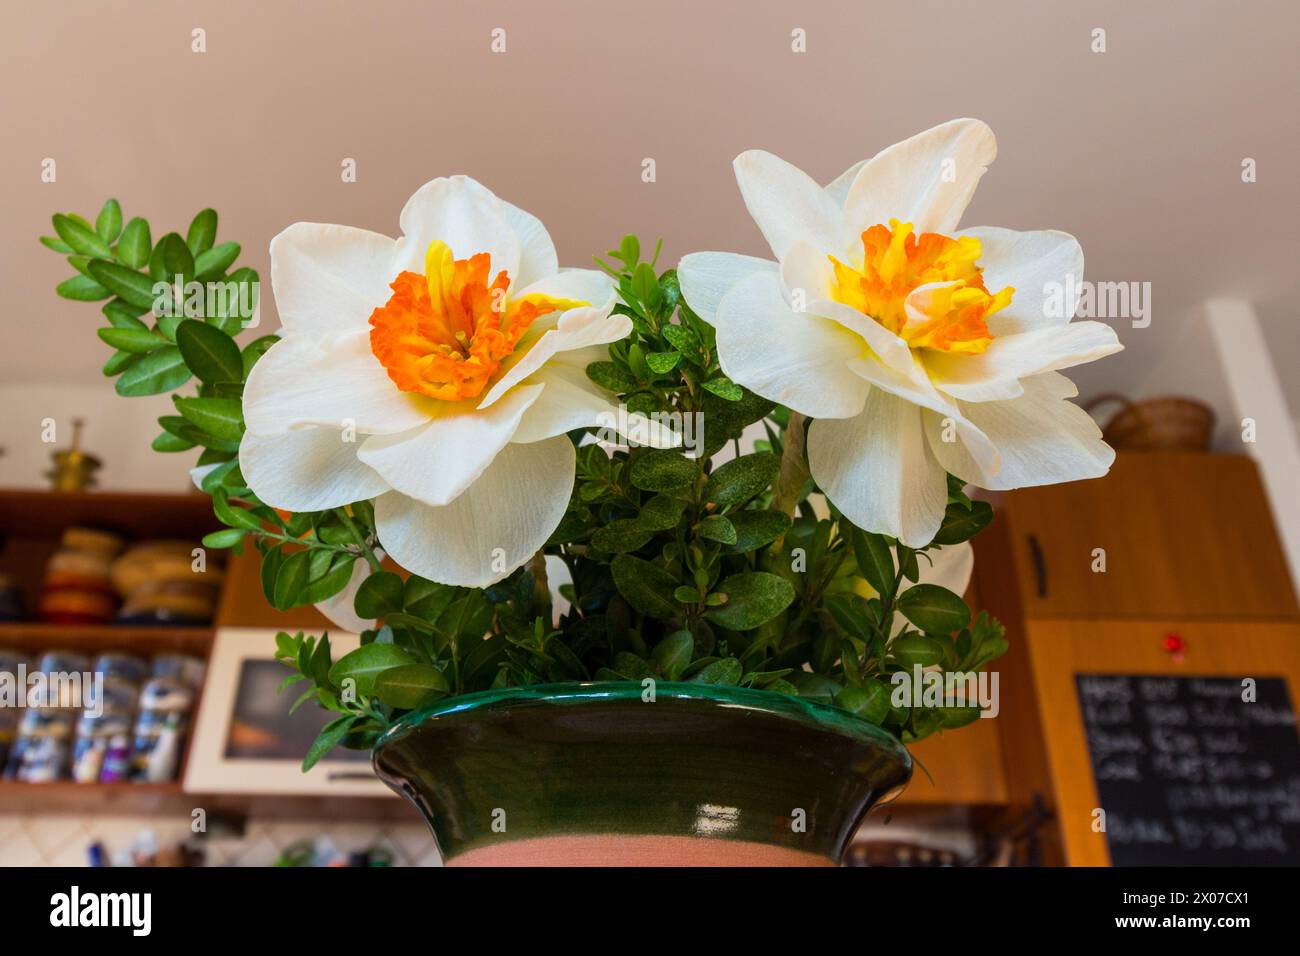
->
[[3, 0, 1296, 450]]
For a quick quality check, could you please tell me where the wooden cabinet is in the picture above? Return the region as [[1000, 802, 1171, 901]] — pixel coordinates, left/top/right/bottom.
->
[[1021, 618, 1300, 865], [997, 452, 1297, 620], [974, 451, 1300, 864]]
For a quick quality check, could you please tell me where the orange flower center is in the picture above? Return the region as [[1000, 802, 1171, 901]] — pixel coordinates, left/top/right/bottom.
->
[[829, 219, 1012, 355], [369, 241, 580, 402]]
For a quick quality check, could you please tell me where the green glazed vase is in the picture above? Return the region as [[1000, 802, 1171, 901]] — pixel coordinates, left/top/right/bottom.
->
[[372, 681, 912, 866]]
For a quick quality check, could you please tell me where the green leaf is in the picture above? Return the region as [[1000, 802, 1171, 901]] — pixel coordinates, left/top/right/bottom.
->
[[897, 584, 971, 634], [87, 259, 159, 310], [201, 527, 247, 549], [115, 346, 191, 396], [687, 657, 742, 685], [176, 319, 242, 384], [40, 236, 73, 253], [373, 664, 448, 710], [303, 715, 358, 772], [104, 301, 148, 329], [299, 556, 358, 604], [636, 494, 687, 531], [328, 643, 418, 700], [701, 377, 743, 401], [195, 241, 240, 281], [174, 396, 244, 442], [646, 350, 681, 374], [96, 199, 123, 243], [186, 208, 218, 256], [704, 452, 778, 509], [652, 630, 694, 681], [704, 571, 795, 630], [932, 500, 994, 546], [354, 570, 404, 619], [210, 487, 263, 531], [836, 683, 891, 724], [662, 323, 701, 357], [696, 514, 737, 545], [610, 554, 680, 619], [629, 449, 696, 494], [53, 213, 112, 258], [116, 217, 152, 269], [157, 232, 195, 282], [586, 360, 638, 394], [891, 633, 948, 668], [273, 549, 312, 609], [726, 510, 791, 551], [849, 525, 895, 597], [152, 430, 195, 452], [102, 350, 137, 376], [56, 274, 111, 301], [591, 519, 655, 554], [96, 327, 163, 353]]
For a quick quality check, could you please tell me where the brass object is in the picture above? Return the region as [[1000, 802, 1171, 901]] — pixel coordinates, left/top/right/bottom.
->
[[45, 418, 102, 491]]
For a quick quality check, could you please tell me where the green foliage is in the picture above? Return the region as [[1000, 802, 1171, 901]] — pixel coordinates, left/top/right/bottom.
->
[[53, 218, 1009, 764]]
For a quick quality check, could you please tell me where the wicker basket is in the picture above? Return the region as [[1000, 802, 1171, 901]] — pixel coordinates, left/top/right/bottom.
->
[[1083, 394, 1216, 452]]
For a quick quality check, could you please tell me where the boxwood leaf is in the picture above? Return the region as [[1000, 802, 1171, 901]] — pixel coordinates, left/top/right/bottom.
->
[[373, 664, 448, 710], [96, 199, 123, 243], [115, 346, 191, 396], [173, 396, 244, 442], [116, 217, 152, 269], [328, 644, 419, 700], [896, 583, 971, 634], [629, 449, 696, 494], [176, 318, 242, 384], [652, 629, 693, 680], [610, 554, 680, 618], [704, 452, 778, 509], [704, 571, 795, 630], [88, 259, 158, 310], [186, 208, 218, 256]]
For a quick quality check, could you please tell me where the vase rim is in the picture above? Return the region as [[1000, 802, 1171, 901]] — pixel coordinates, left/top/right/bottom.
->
[[374, 680, 912, 770]]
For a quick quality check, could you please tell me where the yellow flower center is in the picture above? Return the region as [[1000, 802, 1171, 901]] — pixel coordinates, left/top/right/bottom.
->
[[369, 241, 583, 401], [829, 219, 1012, 354]]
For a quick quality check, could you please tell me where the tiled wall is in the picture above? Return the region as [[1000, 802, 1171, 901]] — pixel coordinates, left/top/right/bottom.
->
[[0, 812, 442, 867]]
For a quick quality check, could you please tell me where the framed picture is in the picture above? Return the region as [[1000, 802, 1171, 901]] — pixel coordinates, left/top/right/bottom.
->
[[185, 627, 396, 797]]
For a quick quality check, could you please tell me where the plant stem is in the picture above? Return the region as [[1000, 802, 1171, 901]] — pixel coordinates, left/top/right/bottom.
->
[[769, 411, 809, 548], [335, 507, 382, 572], [526, 550, 552, 618]]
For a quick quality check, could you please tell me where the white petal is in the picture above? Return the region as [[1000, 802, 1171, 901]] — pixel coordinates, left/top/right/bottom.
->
[[314, 549, 387, 634], [677, 251, 776, 324], [479, 300, 629, 409], [848, 354, 1002, 479], [393, 176, 520, 282], [374, 437, 576, 587], [733, 150, 849, 261], [243, 330, 433, 437], [357, 384, 542, 507], [269, 223, 398, 336], [807, 390, 949, 547], [511, 363, 679, 448], [824, 159, 867, 208], [498, 198, 558, 290], [959, 226, 1084, 336], [927, 321, 1123, 403], [814, 297, 914, 373], [780, 241, 835, 303], [844, 118, 996, 234], [926, 372, 1115, 490], [515, 267, 615, 308], [240, 427, 390, 512], [714, 270, 870, 419]]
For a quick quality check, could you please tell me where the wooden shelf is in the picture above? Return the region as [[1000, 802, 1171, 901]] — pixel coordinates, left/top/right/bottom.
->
[[0, 622, 213, 656], [0, 781, 410, 821]]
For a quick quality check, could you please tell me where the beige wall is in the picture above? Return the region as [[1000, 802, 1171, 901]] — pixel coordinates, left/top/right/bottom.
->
[[3, 0, 1297, 486]]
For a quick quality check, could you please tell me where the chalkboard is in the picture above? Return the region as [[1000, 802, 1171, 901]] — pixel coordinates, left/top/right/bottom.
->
[[1076, 673, 1300, 865]]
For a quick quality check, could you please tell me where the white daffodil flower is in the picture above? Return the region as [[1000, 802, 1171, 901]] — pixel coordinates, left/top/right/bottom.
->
[[679, 119, 1123, 547], [240, 176, 672, 587]]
